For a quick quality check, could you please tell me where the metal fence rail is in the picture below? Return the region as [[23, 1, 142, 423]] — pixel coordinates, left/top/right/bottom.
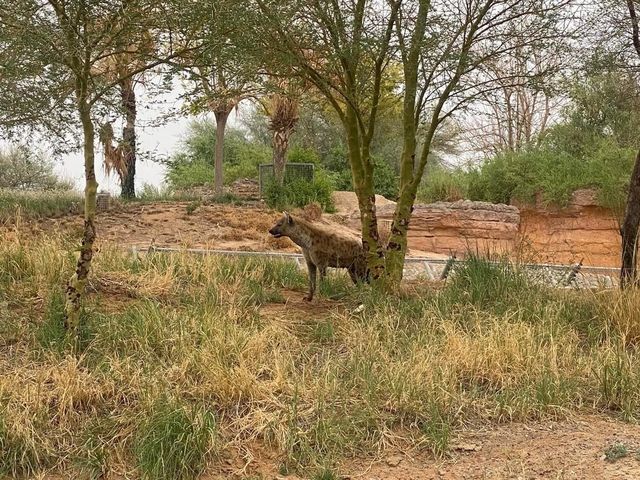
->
[[138, 246, 620, 289]]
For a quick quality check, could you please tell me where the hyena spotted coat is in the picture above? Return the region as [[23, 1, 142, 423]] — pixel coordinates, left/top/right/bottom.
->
[[269, 212, 367, 301]]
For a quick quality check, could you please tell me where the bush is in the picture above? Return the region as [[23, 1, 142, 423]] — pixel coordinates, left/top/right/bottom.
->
[[165, 160, 212, 190], [326, 151, 398, 200], [164, 120, 271, 190], [418, 167, 469, 203], [263, 169, 335, 212], [0, 145, 72, 191]]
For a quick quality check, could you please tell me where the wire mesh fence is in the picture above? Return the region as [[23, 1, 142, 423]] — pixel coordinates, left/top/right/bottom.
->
[[258, 163, 315, 196]]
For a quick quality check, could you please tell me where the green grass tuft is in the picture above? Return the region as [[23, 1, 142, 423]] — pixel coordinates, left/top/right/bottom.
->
[[134, 399, 217, 480]]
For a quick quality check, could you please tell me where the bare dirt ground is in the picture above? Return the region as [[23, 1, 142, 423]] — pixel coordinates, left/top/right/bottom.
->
[[14, 200, 440, 257], [21, 201, 300, 252], [207, 414, 640, 479]]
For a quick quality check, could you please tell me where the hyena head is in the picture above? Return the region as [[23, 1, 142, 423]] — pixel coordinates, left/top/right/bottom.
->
[[269, 211, 295, 238]]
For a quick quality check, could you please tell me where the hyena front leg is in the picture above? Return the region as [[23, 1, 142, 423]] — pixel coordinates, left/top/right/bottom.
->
[[304, 258, 317, 301], [347, 265, 359, 284]]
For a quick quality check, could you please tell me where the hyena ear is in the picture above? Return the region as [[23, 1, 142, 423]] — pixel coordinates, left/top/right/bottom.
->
[[283, 211, 293, 224]]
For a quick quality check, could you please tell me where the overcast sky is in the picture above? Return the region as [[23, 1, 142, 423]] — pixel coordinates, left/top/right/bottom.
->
[[52, 81, 246, 194]]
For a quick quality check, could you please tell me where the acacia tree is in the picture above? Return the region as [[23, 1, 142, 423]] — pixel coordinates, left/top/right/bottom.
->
[[0, 0, 192, 329], [620, 0, 640, 287], [254, 0, 572, 281]]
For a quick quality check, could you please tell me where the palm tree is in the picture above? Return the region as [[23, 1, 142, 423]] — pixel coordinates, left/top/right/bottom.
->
[[267, 93, 299, 185], [93, 29, 155, 198]]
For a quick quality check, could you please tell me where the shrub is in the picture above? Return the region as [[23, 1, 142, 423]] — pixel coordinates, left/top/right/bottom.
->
[[263, 169, 335, 212], [165, 159, 212, 190], [0, 145, 73, 191], [418, 166, 469, 203]]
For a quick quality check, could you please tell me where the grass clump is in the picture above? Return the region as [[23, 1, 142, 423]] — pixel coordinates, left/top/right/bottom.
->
[[0, 188, 81, 221], [135, 399, 217, 480], [604, 442, 629, 462]]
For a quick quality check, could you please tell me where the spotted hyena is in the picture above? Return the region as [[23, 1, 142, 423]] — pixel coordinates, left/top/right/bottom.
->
[[269, 212, 367, 301]]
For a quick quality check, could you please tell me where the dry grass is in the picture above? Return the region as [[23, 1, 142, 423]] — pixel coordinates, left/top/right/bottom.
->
[[1, 230, 640, 479]]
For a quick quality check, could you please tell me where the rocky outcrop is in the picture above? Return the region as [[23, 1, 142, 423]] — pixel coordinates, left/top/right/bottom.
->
[[347, 199, 520, 256], [331, 191, 396, 217], [338, 189, 622, 266], [518, 189, 620, 266]]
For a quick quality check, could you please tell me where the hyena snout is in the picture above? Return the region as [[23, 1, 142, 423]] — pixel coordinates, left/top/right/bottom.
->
[[269, 226, 283, 238]]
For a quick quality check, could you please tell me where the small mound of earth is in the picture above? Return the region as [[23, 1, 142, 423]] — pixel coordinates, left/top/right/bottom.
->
[[331, 191, 396, 216]]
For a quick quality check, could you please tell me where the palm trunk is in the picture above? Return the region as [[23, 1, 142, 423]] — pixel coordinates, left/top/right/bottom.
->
[[620, 149, 640, 288], [272, 130, 289, 185], [120, 78, 136, 199], [64, 99, 97, 331], [213, 109, 229, 196]]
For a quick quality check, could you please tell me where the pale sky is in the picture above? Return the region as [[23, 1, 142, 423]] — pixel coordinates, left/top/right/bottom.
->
[[52, 81, 246, 194]]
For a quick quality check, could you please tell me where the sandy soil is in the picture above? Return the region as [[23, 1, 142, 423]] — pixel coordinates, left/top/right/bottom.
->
[[27, 201, 299, 252], [206, 414, 640, 479], [16, 200, 439, 257]]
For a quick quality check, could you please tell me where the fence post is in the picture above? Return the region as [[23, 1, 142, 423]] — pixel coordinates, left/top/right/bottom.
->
[[440, 254, 457, 281]]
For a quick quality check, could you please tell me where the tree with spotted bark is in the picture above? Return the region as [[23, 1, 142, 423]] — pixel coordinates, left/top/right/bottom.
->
[[0, 0, 195, 331], [253, 0, 574, 282], [618, 0, 640, 288]]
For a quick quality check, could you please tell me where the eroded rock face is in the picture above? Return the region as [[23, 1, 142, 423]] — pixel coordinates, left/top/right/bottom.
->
[[340, 189, 622, 266], [349, 200, 520, 256], [518, 204, 620, 266]]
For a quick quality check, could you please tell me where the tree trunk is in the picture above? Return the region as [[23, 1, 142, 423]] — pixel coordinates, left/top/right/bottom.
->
[[214, 109, 229, 196], [120, 78, 137, 199], [64, 100, 98, 331], [383, 0, 428, 283], [620, 148, 640, 288], [272, 130, 289, 185], [385, 189, 415, 281], [345, 111, 385, 280]]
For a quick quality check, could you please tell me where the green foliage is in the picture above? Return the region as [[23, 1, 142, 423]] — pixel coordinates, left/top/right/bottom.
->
[[0, 145, 73, 191], [135, 399, 217, 480], [444, 253, 534, 314], [418, 71, 640, 209], [165, 120, 271, 190], [330, 153, 398, 199], [287, 145, 322, 165], [165, 159, 212, 190], [604, 443, 629, 463], [264, 169, 335, 212], [462, 138, 636, 208], [417, 166, 469, 203]]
